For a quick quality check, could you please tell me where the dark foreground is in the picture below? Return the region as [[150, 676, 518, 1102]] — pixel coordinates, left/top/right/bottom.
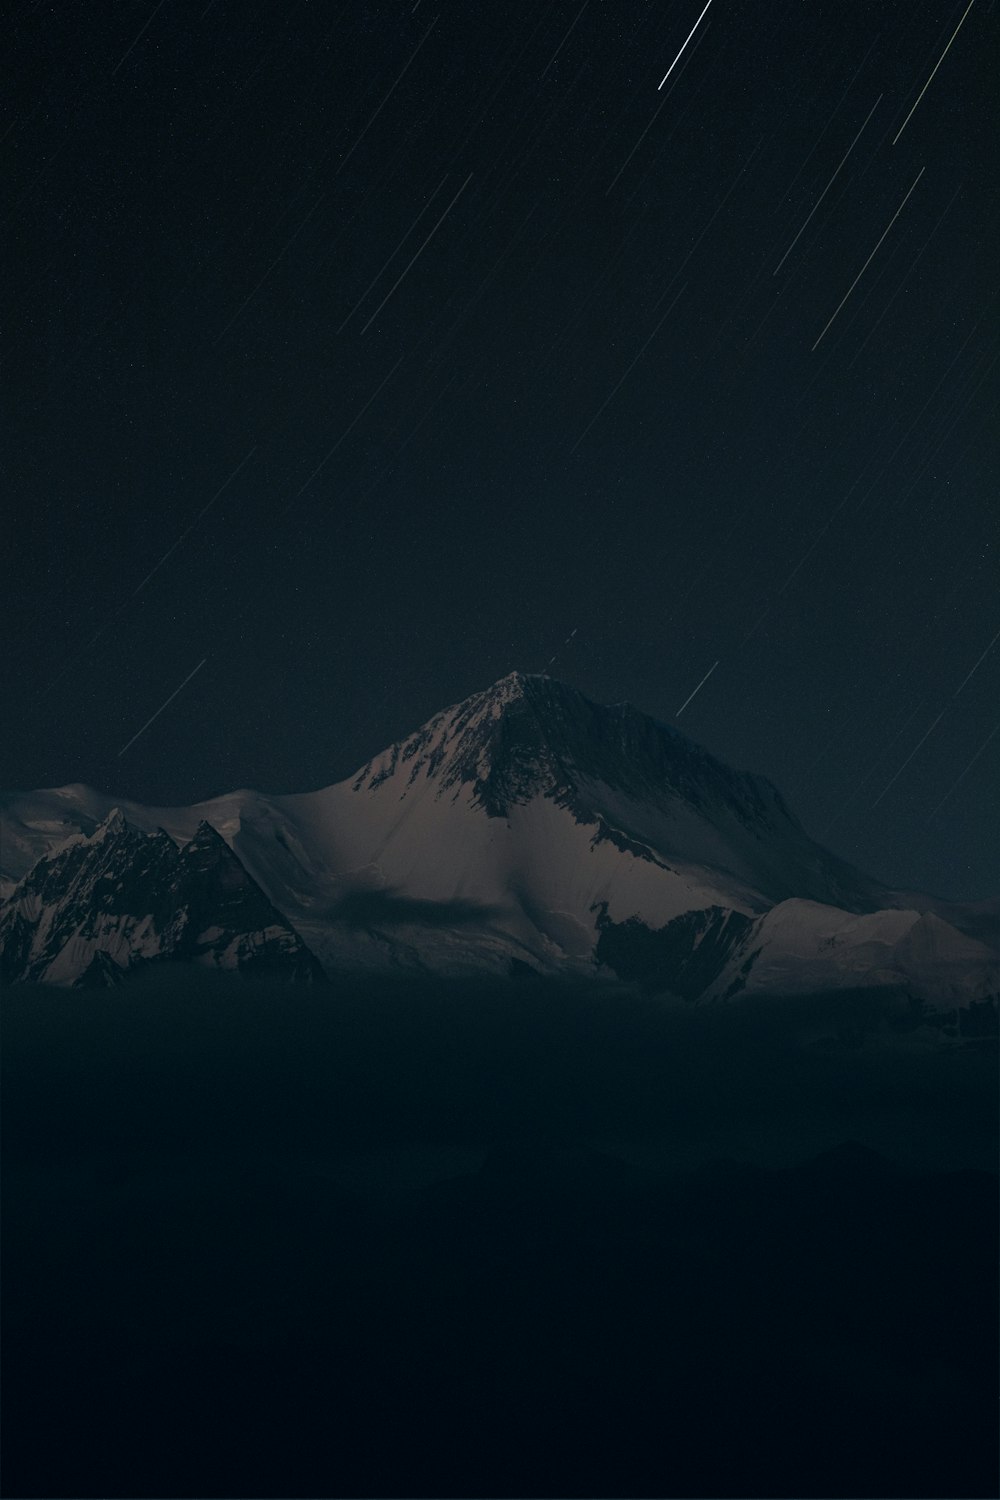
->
[[3, 970, 997, 1498]]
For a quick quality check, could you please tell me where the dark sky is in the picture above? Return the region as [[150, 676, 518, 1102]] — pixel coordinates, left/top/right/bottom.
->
[[5, 0, 998, 901]]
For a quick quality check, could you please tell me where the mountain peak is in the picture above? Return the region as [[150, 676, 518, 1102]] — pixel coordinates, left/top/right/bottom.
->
[[486, 669, 547, 697], [468, 670, 556, 719], [348, 672, 800, 838], [89, 807, 129, 840], [189, 819, 228, 846]]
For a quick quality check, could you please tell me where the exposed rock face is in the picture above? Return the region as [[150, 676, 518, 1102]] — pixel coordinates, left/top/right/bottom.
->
[[0, 810, 326, 987], [592, 902, 754, 998]]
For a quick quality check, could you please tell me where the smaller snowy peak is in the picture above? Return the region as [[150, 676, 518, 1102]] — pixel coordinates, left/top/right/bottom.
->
[[894, 910, 999, 974], [185, 819, 231, 852], [0, 786, 117, 890], [0, 812, 326, 987], [91, 806, 129, 839], [11, 801, 165, 874]]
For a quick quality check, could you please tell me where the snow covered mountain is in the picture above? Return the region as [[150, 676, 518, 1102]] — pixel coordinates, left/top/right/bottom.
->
[[0, 809, 325, 986], [1, 672, 996, 1002]]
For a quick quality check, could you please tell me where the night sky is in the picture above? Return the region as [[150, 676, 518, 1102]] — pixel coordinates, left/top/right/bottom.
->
[[5, 0, 998, 902]]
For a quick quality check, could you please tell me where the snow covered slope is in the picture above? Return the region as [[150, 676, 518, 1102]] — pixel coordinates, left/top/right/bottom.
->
[[701, 900, 1000, 1005], [1, 673, 995, 999]]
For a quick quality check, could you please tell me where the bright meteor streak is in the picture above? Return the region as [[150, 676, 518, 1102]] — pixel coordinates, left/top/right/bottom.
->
[[658, 0, 715, 90], [893, 0, 976, 144], [118, 658, 208, 758], [676, 659, 718, 717]]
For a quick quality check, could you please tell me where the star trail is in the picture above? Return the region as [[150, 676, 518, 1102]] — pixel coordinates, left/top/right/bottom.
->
[[4, 0, 997, 901]]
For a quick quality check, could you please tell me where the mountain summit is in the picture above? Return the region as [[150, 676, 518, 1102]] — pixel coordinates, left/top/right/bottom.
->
[[1, 674, 996, 1000], [345, 671, 881, 915], [353, 671, 797, 831]]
